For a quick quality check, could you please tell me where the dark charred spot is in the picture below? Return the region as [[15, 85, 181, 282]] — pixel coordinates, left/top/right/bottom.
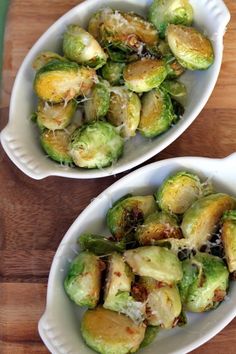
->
[[131, 283, 148, 302], [122, 207, 144, 237]]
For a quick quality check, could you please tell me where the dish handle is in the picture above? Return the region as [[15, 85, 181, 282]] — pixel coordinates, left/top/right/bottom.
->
[[217, 0, 231, 35], [0, 125, 52, 180]]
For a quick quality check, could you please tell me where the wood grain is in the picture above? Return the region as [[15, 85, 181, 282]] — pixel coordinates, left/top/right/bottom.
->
[[0, 0, 236, 353]]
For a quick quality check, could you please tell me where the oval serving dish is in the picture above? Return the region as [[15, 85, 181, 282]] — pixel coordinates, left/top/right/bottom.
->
[[39, 152, 236, 354], [0, 0, 230, 179]]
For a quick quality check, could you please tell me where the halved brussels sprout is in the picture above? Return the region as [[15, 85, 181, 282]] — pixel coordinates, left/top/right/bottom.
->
[[34, 60, 96, 103], [140, 326, 159, 348], [69, 121, 124, 169], [81, 306, 146, 354], [63, 24, 107, 69], [107, 87, 141, 138], [103, 253, 145, 322], [136, 211, 182, 245], [101, 61, 125, 85], [179, 252, 229, 312], [32, 51, 67, 71], [98, 9, 159, 54], [84, 80, 110, 122], [161, 79, 187, 101], [140, 277, 182, 328], [138, 88, 174, 138], [221, 210, 236, 272], [64, 251, 103, 308], [78, 233, 125, 256], [124, 59, 167, 93], [156, 171, 202, 214], [124, 246, 183, 284], [148, 0, 193, 38], [107, 195, 157, 241], [167, 24, 214, 70], [40, 124, 76, 164], [36, 99, 77, 130], [181, 193, 236, 249]]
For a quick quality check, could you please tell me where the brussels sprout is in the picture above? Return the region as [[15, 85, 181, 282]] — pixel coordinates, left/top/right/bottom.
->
[[156, 171, 202, 215], [32, 51, 67, 71], [179, 252, 229, 312], [140, 277, 182, 328], [101, 61, 125, 85], [181, 193, 236, 249], [84, 80, 110, 122], [40, 124, 76, 164], [140, 326, 159, 348], [107, 87, 141, 138], [64, 251, 103, 308], [34, 60, 96, 103], [81, 306, 146, 354], [124, 246, 183, 284], [98, 9, 159, 54], [156, 238, 192, 259], [161, 79, 187, 101], [166, 24, 214, 70], [124, 59, 167, 93], [63, 24, 107, 69], [36, 99, 77, 131], [78, 233, 125, 256], [138, 88, 174, 138], [103, 253, 145, 322], [107, 195, 157, 241], [69, 121, 124, 169], [148, 0, 193, 38], [221, 210, 236, 272], [136, 211, 182, 245], [106, 47, 139, 63]]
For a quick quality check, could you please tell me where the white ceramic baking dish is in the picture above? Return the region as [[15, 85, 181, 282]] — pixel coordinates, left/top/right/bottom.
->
[[0, 0, 230, 179], [39, 152, 236, 354]]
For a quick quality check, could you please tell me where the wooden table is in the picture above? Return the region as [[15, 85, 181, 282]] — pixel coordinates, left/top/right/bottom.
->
[[0, 1, 236, 353]]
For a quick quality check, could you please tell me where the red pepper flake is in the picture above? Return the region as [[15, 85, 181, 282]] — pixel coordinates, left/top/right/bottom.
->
[[155, 281, 166, 289], [126, 327, 135, 334], [114, 271, 121, 277]]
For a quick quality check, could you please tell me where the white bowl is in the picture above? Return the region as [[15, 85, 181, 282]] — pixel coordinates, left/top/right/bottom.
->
[[39, 152, 236, 354], [0, 0, 230, 179]]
